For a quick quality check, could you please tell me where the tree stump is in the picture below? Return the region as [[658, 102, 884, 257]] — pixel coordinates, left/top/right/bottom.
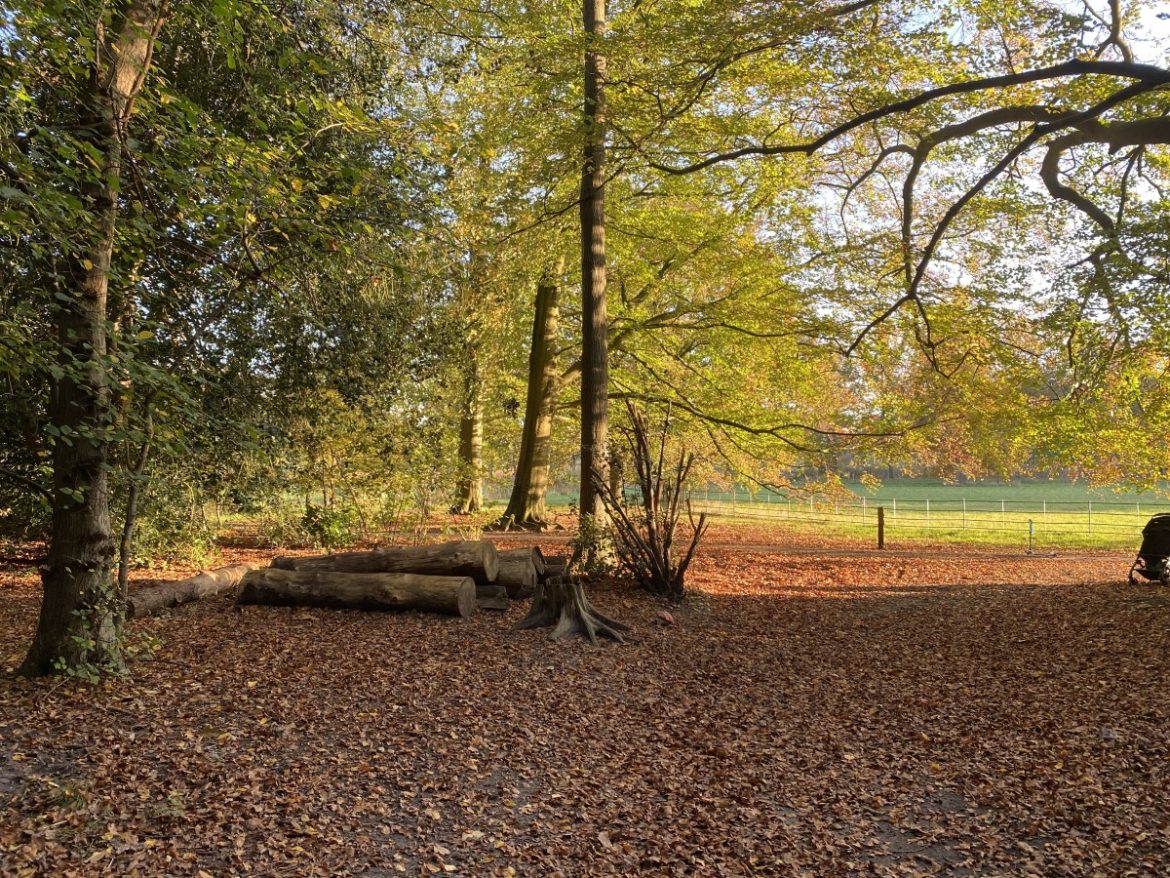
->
[[516, 576, 628, 644]]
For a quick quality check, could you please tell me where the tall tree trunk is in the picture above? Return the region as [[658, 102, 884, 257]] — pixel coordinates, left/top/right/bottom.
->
[[453, 348, 483, 514], [21, 0, 166, 677], [579, 0, 609, 524], [501, 263, 562, 527]]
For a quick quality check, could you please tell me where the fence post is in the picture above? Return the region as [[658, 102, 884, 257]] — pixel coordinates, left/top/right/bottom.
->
[[1000, 499, 1005, 526], [926, 498, 930, 526], [1028, 519, 1034, 555], [1088, 501, 1092, 536], [962, 497, 967, 529], [862, 496, 867, 521], [877, 506, 885, 549], [892, 498, 896, 520]]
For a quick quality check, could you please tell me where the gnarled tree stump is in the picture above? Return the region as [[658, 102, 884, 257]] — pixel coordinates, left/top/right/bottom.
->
[[517, 577, 628, 644]]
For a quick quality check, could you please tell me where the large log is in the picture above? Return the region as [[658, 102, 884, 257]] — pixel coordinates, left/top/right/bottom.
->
[[496, 557, 537, 598], [126, 564, 258, 618], [498, 546, 546, 576], [238, 568, 476, 618], [272, 540, 499, 584]]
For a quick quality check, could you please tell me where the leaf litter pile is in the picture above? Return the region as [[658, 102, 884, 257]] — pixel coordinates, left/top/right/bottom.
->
[[1, 534, 1168, 877]]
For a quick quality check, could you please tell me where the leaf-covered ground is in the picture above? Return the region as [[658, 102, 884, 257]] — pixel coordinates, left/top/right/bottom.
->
[[1, 535, 1167, 877]]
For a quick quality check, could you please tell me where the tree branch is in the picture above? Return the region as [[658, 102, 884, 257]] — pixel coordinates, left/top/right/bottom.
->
[[0, 466, 52, 500], [651, 59, 1170, 175]]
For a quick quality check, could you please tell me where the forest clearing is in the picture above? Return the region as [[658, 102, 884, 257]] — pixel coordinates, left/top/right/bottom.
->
[[4, 0, 1170, 876], [2, 526, 1167, 877]]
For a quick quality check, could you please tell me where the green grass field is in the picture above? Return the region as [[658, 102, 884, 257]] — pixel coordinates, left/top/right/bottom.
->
[[684, 479, 1167, 550], [506, 478, 1168, 550]]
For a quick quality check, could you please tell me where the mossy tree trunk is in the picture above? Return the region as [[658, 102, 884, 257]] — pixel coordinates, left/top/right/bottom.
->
[[21, 0, 166, 677]]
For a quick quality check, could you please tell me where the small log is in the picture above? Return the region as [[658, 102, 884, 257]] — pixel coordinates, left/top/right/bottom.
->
[[238, 568, 476, 618], [476, 584, 510, 611], [272, 540, 499, 584], [498, 546, 546, 576], [496, 556, 538, 598], [126, 564, 258, 618]]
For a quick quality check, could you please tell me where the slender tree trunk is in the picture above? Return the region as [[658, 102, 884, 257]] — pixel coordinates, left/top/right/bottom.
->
[[579, 0, 609, 524], [118, 397, 154, 606], [21, 0, 166, 677], [502, 262, 562, 527], [453, 348, 483, 514]]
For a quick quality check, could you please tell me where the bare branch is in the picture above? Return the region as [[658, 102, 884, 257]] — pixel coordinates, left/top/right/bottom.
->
[[0, 466, 52, 500], [651, 59, 1170, 175]]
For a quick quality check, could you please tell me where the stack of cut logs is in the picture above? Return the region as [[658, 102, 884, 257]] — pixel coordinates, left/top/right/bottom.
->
[[126, 540, 566, 619], [241, 541, 560, 617]]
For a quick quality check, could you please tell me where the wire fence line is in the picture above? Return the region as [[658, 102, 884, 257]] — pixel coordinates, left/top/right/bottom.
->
[[679, 489, 1161, 546]]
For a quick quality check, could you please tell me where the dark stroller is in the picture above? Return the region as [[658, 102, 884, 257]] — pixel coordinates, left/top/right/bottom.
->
[[1128, 513, 1170, 585]]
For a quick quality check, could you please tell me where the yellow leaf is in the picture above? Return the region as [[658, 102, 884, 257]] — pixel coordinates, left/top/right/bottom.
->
[[87, 847, 112, 864], [81, 258, 94, 271]]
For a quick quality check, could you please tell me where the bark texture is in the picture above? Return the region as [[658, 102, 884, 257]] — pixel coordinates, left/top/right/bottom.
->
[[453, 349, 483, 514], [578, 0, 609, 526], [126, 564, 257, 618], [496, 557, 538, 598], [22, 0, 166, 676], [501, 267, 561, 528], [499, 546, 546, 576], [517, 577, 627, 644], [238, 569, 477, 618], [272, 540, 499, 584]]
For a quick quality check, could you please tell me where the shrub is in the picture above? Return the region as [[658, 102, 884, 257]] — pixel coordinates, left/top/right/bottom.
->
[[593, 402, 708, 601], [301, 504, 360, 549]]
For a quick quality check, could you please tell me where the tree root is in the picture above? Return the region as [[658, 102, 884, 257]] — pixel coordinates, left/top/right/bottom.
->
[[516, 577, 628, 644]]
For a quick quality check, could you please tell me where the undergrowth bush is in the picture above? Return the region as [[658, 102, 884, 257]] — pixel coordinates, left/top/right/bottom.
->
[[301, 504, 361, 549], [593, 402, 708, 602]]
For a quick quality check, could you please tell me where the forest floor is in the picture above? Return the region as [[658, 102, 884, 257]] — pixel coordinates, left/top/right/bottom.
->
[[1, 527, 1168, 877]]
